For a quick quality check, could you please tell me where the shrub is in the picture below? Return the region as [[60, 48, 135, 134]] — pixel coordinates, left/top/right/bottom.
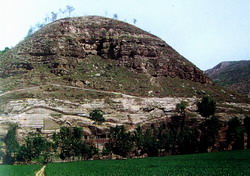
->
[[89, 109, 105, 124], [176, 101, 188, 115]]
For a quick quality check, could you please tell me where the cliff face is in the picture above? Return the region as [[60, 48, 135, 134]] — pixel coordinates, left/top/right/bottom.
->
[[0, 16, 210, 84]]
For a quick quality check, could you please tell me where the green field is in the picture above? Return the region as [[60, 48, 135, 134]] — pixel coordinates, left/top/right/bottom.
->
[[0, 164, 42, 176], [45, 150, 250, 176], [0, 150, 249, 176]]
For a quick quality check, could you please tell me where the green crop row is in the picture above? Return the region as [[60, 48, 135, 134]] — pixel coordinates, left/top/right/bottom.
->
[[0, 164, 42, 176], [45, 149, 250, 176]]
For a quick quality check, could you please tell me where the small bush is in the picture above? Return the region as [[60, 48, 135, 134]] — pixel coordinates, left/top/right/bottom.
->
[[176, 101, 188, 114], [89, 109, 105, 124]]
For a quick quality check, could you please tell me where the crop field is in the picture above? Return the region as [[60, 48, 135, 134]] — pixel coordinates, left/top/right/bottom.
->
[[46, 150, 250, 176], [0, 164, 42, 176]]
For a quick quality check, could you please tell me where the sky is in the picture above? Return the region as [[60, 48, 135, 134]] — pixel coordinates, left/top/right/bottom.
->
[[0, 0, 250, 70]]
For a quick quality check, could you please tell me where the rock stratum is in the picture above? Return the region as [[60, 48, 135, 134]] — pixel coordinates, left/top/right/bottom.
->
[[1, 16, 209, 84], [0, 16, 249, 140]]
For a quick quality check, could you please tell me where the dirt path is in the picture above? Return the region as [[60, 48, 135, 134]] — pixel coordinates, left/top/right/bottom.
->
[[0, 83, 138, 98], [35, 165, 46, 176], [0, 86, 42, 97], [50, 83, 137, 98]]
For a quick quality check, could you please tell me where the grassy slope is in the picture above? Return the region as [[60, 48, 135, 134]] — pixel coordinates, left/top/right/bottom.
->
[[45, 150, 250, 176], [0, 164, 42, 176], [207, 61, 250, 96], [0, 55, 248, 104], [210, 61, 250, 86]]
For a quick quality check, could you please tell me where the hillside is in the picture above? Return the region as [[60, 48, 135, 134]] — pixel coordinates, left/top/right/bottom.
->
[[0, 16, 246, 101], [205, 60, 250, 97], [0, 16, 249, 141], [0, 16, 212, 95]]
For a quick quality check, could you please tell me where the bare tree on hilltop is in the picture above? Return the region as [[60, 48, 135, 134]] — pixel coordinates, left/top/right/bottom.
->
[[26, 5, 75, 37]]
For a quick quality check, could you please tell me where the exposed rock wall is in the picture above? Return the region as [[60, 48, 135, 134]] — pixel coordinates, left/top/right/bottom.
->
[[0, 16, 211, 84], [1, 95, 249, 139]]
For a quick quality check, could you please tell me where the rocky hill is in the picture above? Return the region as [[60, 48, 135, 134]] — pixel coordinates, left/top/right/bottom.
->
[[1, 16, 210, 84], [0, 16, 249, 139], [205, 60, 250, 97]]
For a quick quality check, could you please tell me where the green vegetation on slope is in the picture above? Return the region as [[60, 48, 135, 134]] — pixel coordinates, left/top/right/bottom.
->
[[211, 61, 250, 86], [0, 47, 10, 55], [45, 150, 250, 176], [0, 55, 248, 103], [0, 164, 42, 176], [206, 60, 250, 96]]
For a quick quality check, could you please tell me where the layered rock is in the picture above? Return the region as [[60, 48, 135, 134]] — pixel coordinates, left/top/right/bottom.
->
[[0, 16, 211, 84]]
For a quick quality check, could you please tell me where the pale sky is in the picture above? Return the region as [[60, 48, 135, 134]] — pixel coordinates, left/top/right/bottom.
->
[[0, 0, 250, 70]]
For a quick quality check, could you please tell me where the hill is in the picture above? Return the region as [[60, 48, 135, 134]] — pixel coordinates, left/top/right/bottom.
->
[[0, 16, 246, 100], [0, 16, 249, 141], [0, 16, 212, 95], [205, 60, 250, 97]]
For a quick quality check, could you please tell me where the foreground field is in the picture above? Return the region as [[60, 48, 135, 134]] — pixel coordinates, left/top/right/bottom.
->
[[0, 164, 42, 176], [46, 150, 250, 176]]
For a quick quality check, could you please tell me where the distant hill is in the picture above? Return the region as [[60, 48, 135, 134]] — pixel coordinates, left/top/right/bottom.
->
[[205, 60, 250, 97]]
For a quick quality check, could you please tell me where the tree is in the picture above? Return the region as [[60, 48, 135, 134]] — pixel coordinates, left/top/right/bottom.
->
[[26, 27, 35, 37], [199, 116, 221, 152], [141, 129, 159, 157], [79, 142, 98, 160], [53, 127, 82, 160], [227, 117, 244, 150], [133, 126, 144, 156], [16, 144, 32, 163], [197, 96, 216, 118], [66, 5, 75, 17], [3, 124, 19, 164], [52, 126, 97, 161], [0, 141, 4, 161], [113, 13, 118, 19], [25, 5, 75, 38], [133, 18, 137, 24], [244, 116, 250, 148], [104, 125, 133, 157], [177, 127, 199, 154], [51, 12, 58, 22], [59, 8, 66, 18], [89, 109, 105, 124], [157, 124, 172, 154], [16, 133, 51, 163]]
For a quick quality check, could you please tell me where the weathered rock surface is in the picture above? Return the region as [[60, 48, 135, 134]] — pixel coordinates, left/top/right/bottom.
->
[[0, 16, 210, 84], [0, 16, 249, 142], [1, 95, 249, 138]]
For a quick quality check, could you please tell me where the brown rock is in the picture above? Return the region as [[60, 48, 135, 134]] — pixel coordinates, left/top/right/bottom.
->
[[0, 16, 211, 84]]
